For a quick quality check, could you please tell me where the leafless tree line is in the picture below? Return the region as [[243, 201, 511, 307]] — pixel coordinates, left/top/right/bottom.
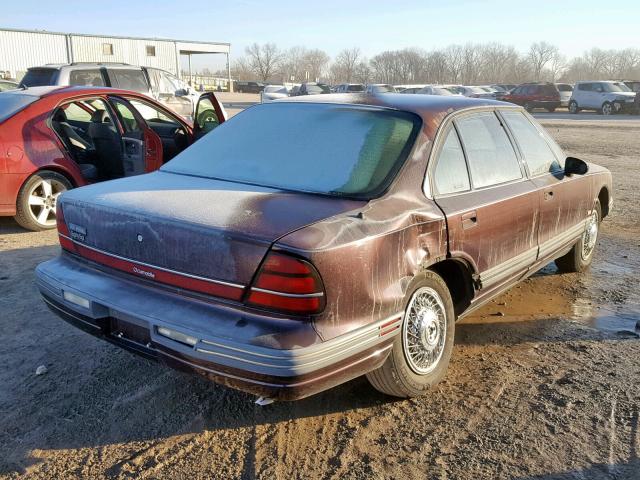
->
[[229, 41, 640, 85]]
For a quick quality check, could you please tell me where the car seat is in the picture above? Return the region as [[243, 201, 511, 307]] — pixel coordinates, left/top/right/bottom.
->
[[88, 109, 123, 179], [51, 109, 98, 181]]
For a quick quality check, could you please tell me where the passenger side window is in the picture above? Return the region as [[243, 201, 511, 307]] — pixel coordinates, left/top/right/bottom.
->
[[109, 69, 149, 93], [128, 99, 177, 124], [433, 127, 470, 195], [502, 111, 561, 176], [455, 112, 522, 188], [63, 102, 93, 122], [69, 69, 105, 87], [110, 98, 142, 134]]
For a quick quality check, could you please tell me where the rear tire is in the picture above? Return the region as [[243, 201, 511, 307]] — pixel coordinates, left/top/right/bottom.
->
[[366, 271, 455, 398], [14, 170, 72, 231], [546, 107, 556, 113], [601, 102, 613, 116], [555, 200, 601, 273], [524, 102, 534, 112]]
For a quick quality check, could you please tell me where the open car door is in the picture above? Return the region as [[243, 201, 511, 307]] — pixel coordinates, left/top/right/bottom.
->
[[193, 92, 226, 140]]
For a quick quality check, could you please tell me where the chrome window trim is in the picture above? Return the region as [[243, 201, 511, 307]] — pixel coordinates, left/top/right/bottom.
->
[[423, 104, 525, 200]]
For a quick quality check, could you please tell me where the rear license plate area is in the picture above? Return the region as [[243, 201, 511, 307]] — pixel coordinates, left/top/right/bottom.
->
[[110, 318, 151, 346]]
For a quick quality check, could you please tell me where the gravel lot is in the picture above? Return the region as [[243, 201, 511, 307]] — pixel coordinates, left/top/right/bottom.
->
[[0, 116, 639, 479]]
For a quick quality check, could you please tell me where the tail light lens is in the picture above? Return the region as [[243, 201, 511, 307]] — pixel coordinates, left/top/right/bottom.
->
[[246, 252, 325, 315], [56, 204, 76, 252]]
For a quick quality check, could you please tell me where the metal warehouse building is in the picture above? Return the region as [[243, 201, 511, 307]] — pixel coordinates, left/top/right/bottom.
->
[[0, 27, 231, 85]]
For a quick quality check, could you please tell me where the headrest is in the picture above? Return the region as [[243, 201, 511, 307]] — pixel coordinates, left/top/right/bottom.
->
[[52, 109, 67, 122], [90, 109, 111, 123]]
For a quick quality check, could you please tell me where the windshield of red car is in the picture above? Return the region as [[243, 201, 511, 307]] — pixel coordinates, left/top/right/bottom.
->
[[163, 103, 421, 198]]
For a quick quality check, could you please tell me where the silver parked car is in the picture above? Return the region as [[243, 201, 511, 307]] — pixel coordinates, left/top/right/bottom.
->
[[260, 85, 289, 102], [569, 81, 636, 115], [365, 84, 396, 94], [19, 63, 209, 120], [418, 85, 458, 96], [555, 83, 574, 107]]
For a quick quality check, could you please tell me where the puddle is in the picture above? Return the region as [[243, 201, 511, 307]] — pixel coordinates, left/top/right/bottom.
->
[[571, 298, 640, 336], [462, 263, 640, 338]]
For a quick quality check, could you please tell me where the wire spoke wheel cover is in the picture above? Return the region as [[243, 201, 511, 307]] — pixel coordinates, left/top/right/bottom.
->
[[581, 210, 599, 260], [402, 286, 447, 375], [27, 178, 66, 227]]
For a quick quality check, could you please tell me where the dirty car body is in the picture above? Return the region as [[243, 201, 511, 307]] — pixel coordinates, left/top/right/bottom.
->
[[36, 94, 613, 400]]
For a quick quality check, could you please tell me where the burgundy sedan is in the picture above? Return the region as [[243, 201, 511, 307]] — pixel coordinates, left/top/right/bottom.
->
[[0, 86, 225, 230], [36, 94, 612, 401]]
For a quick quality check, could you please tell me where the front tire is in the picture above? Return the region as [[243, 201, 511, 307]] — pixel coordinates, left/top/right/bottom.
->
[[14, 170, 72, 231], [569, 101, 579, 114], [524, 102, 534, 112], [366, 271, 455, 398], [546, 107, 556, 113], [555, 200, 601, 273]]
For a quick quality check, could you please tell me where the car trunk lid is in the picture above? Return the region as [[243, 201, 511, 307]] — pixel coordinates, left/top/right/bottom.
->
[[59, 171, 366, 295]]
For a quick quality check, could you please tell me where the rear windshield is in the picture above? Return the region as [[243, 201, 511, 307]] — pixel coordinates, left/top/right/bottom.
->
[[20, 69, 57, 87], [0, 93, 38, 123], [347, 84, 364, 92], [557, 84, 573, 92], [540, 85, 558, 95], [163, 103, 420, 198]]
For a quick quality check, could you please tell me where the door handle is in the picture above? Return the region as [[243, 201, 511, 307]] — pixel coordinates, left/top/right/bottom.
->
[[544, 190, 554, 201], [462, 210, 478, 229]]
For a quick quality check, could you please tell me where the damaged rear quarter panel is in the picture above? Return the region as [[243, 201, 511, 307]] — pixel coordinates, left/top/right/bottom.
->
[[276, 129, 447, 341]]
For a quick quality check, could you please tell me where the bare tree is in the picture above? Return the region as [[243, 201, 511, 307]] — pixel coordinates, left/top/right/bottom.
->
[[547, 52, 567, 82], [281, 46, 307, 82], [304, 49, 330, 82], [230, 57, 253, 81], [245, 43, 283, 82], [528, 41, 558, 81], [332, 48, 362, 83]]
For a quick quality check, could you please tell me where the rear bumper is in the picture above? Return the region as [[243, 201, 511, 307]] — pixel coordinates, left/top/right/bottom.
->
[[36, 255, 400, 400], [533, 100, 561, 109]]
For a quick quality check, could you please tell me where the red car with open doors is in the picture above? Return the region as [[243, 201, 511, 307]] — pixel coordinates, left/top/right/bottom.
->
[[0, 86, 225, 230]]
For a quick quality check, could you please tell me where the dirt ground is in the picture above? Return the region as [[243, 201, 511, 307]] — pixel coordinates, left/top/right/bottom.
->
[[1, 118, 639, 480]]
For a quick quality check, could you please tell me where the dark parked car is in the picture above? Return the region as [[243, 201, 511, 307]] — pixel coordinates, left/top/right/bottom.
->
[[502, 83, 561, 112], [234, 81, 265, 94], [0, 86, 225, 230], [37, 94, 612, 401]]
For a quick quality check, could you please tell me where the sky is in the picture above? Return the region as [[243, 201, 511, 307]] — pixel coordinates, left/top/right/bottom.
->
[[2, 0, 639, 72]]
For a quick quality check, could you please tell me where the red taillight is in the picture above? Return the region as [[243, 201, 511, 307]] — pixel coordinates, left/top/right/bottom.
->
[[246, 252, 325, 315], [56, 204, 76, 252]]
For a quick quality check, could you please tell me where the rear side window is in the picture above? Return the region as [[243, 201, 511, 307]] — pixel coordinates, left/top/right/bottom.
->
[[19, 69, 57, 87], [108, 69, 149, 93], [69, 69, 105, 87], [540, 85, 558, 95], [455, 112, 522, 188], [433, 127, 470, 195], [578, 83, 592, 91], [502, 111, 561, 176]]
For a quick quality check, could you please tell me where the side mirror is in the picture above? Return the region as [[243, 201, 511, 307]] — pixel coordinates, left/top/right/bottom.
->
[[565, 157, 589, 176]]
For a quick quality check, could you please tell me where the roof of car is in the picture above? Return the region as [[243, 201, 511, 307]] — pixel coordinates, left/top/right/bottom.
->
[[278, 93, 509, 137], [31, 62, 138, 70], [12, 85, 147, 100]]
